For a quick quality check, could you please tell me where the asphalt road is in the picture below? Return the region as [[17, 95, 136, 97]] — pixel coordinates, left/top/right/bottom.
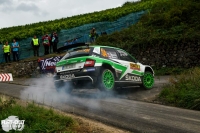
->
[[0, 76, 200, 133]]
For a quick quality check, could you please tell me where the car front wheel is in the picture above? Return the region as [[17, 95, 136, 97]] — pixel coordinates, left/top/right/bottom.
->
[[141, 71, 154, 89]]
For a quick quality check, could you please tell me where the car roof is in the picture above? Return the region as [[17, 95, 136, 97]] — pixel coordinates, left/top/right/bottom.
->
[[89, 45, 125, 51]]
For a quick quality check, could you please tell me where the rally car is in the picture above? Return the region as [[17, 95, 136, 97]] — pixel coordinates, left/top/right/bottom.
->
[[53, 43, 154, 93]]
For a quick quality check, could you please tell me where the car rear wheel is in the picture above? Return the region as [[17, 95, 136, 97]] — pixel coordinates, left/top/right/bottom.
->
[[54, 81, 73, 94], [141, 71, 154, 89], [98, 68, 115, 92]]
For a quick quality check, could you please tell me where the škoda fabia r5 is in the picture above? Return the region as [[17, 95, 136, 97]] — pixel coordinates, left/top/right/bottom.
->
[[54, 43, 154, 93]]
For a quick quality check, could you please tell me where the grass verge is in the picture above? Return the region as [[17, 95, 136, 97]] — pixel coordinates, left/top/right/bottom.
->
[[0, 96, 76, 133], [0, 95, 128, 133], [153, 67, 188, 76], [157, 67, 200, 110]]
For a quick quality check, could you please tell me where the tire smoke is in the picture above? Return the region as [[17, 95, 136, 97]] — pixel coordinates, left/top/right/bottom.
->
[[19, 76, 117, 111]]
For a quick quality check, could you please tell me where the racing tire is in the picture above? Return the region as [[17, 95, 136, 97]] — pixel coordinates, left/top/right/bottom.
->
[[98, 68, 116, 92], [54, 80, 73, 94], [140, 71, 154, 90]]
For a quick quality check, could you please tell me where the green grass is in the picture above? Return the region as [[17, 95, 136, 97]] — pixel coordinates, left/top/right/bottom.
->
[[158, 67, 200, 110], [96, 0, 200, 57], [0, 97, 76, 133]]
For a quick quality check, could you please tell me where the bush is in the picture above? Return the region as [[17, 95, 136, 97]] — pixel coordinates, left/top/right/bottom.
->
[[158, 67, 200, 110]]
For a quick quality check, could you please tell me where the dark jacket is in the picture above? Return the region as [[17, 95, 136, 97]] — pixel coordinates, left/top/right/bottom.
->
[[52, 35, 59, 43]]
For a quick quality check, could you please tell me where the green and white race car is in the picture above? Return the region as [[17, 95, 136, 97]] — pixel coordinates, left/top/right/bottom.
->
[[54, 43, 154, 93]]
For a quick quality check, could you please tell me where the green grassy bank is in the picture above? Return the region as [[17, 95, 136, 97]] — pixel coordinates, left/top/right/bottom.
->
[[158, 67, 200, 111], [0, 97, 76, 132], [96, 0, 200, 53]]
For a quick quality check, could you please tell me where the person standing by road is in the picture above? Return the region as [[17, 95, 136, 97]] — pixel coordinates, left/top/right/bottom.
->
[[2, 41, 11, 63], [89, 28, 97, 43], [52, 32, 59, 53], [31, 35, 40, 57], [42, 33, 51, 55], [50, 31, 55, 53], [11, 39, 20, 61]]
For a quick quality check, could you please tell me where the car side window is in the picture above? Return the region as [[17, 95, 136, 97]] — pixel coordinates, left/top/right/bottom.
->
[[100, 48, 119, 59], [116, 49, 135, 62]]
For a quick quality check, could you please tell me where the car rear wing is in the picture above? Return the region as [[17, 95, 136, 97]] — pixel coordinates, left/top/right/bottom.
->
[[57, 43, 89, 53]]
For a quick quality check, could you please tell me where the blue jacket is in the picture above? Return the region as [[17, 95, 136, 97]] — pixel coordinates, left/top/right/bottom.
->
[[12, 42, 19, 51]]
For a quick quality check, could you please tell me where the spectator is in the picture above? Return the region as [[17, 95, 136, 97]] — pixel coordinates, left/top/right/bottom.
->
[[11, 39, 20, 61], [89, 28, 97, 43], [2, 41, 11, 63], [50, 31, 55, 53], [72, 38, 78, 44], [31, 35, 40, 57], [64, 41, 69, 46], [42, 33, 51, 55], [52, 32, 59, 53]]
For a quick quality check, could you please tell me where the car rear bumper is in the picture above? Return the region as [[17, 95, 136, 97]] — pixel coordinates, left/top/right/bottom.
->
[[54, 66, 101, 84]]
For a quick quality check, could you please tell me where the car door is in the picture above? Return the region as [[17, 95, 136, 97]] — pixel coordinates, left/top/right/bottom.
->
[[115, 49, 142, 82]]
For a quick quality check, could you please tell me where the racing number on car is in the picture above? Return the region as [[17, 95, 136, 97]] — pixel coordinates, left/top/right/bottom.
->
[[60, 74, 75, 80], [101, 48, 108, 57], [130, 63, 140, 71]]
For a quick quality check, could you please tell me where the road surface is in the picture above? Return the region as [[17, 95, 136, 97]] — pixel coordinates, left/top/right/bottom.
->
[[0, 76, 200, 133]]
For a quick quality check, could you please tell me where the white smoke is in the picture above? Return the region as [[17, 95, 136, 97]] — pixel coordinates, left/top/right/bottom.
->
[[20, 77, 72, 105], [19, 76, 116, 110]]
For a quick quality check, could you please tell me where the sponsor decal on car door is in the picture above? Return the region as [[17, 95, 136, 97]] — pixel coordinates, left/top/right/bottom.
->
[[113, 59, 142, 81]]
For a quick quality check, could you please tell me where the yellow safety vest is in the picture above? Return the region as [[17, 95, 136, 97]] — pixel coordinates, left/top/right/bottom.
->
[[3, 45, 10, 53], [32, 38, 39, 45]]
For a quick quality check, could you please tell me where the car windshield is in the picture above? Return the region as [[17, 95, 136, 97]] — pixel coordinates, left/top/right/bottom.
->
[[60, 47, 91, 60]]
